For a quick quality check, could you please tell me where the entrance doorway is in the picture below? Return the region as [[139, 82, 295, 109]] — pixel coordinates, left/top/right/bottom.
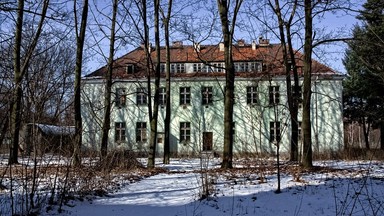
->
[[203, 132, 213, 151]]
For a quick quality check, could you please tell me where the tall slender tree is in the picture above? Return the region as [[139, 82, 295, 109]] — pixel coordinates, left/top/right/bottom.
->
[[162, 0, 173, 165], [9, 0, 49, 164], [100, 0, 118, 158], [147, 0, 161, 168], [73, 0, 88, 166], [269, 0, 300, 162], [217, 0, 243, 169], [301, 0, 313, 168]]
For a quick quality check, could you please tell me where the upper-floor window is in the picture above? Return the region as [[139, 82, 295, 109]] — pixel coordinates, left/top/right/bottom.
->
[[115, 122, 126, 142], [193, 63, 202, 72], [179, 87, 191, 105], [171, 63, 185, 73], [250, 62, 262, 72], [160, 63, 185, 73], [136, 87, 147, 105], [201, 86, 213, 105], [246, 86, 258, 105], [212, 63, 224, 72], [180, 122, 191, 142], [235, 62, 249, 72], [126, 64, 135, 74], [160, 64, 165, 73], [115, 88, 126, 107], [269, 86, 280, 105], [270, 121, 281, 143], [136, 122, 147, 142], [159, 87, 166, 106], [292, 85, 303, 106]]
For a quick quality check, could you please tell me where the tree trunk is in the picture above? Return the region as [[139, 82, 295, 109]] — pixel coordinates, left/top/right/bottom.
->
[[100, 0, 118, 158], [272, 0, 299, 162], [362, 119, 370, 150], [147, 0, 163, 168], [163, 0, 173, 164], [217, 0, 243, 169], [73, 0, 88, 167], [10, 0, 49, 164], [301, 0, 313, 168]]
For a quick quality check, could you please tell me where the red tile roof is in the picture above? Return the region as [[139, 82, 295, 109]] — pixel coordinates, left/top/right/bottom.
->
[[86, 42, 337, 79]]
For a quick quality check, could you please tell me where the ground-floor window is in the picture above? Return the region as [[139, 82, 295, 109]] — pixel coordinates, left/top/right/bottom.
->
[[180, 122, 191, 143], [115, 122, 126, 142], [270, 121, 281, 143], [136, 122, 147, 142]]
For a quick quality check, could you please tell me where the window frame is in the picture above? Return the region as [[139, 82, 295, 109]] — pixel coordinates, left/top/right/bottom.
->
[[201, 86, 213, 105], [159, 87, 166, 106], [180, 122, 191, 143], [136, 87, 147, 105], [115, 122, 126, 143], [136, 122, 147, 143], [179, 87, 191, 105], [246, 86, 258, 105], [270, 121, 281, 143], [126, 64, 135, 74], [115, 88, 126, 107], [269, 86, 280, 105]]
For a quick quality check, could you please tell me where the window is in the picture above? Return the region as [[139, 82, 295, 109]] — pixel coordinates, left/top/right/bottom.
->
[[179, 87, 191, 105], [116, 88, 126, 107], [292, 85, 303, 106], [160, 64, 165, 73], [159, 87, 166, 106], [201, 86, 213, 105], [115, 122, 126, 142], [136, 122, 147, 142], [250, 62, 262, 72], [126, 64, 135, 74], [269, 86, 280, 105], [270, 121, 281, 143], [212, 63, 223, 72], [246, 86, 258, 105], [193, 63, 202, 72], [171, 63, 185, 73], [180, 122, 191, 142], [136, 87, 147, 105]]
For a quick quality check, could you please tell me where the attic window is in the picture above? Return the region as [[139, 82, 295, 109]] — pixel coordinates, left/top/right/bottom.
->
[[126, 64, 135, 74]]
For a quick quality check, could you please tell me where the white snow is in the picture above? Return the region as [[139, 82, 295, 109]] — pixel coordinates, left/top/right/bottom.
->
[[53, 158, 384, 216]]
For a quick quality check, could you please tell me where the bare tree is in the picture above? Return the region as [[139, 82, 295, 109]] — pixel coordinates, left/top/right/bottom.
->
[[269, 0, 300, 161], [73, 0, 88, 166], [9, 0, 49, 164], [100, 0, 118, 159], [161, 0, 173, 165], [217, 0, 243, 169]]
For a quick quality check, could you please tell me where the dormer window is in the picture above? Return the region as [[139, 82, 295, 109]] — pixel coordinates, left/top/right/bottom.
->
[[126, 64, 135, 74]]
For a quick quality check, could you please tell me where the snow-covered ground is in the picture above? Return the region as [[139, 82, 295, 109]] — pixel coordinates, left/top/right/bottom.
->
[[56, 158, 384, 216]]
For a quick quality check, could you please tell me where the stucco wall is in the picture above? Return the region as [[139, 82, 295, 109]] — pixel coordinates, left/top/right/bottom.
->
[[81, 76, 343, 156]]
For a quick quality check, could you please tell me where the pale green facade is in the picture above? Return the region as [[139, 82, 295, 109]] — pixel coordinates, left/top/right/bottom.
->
[[81, 74, 344, 156]]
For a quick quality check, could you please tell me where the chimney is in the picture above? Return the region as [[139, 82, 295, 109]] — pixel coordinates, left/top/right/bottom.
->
[[237, 39, 245, 46], [258, 36, 270, 46], [252, 40, 257, 50], [194, 42, 200, 53], [172, 41, 183, 47], [219, 42, 224, 51]]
